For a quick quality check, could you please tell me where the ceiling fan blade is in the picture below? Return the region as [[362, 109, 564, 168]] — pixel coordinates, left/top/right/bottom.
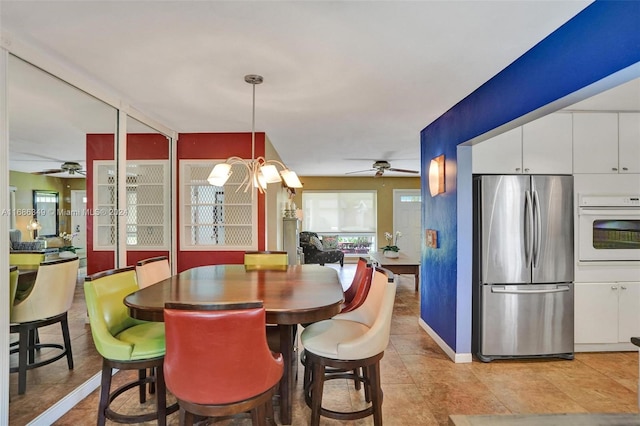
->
[[77, 170, 87, 176], [32, 169, 64, 175], [388, 168, 419, 174], [345, 168, 375, 175]]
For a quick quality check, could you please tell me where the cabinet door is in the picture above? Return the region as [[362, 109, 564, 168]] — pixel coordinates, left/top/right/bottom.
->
[[618, 282, 640, 343], [574, 282, 619, 344], [472, 127, 522, 174], [522, 113, 573, 174], [573, 112, 618, 173], [618, 113, 640, 173]]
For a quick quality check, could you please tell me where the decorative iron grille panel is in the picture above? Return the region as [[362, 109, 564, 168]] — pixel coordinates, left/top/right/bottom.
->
[[181, 161, 255, 249], [93, 160, 170, 250]]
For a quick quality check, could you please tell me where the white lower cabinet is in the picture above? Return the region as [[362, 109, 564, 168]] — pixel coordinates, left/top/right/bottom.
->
[[575, 282, 640, 347]]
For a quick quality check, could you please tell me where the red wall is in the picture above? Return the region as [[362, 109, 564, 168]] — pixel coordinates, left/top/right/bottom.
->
[[86, 132, 266, 274], [86, 133, 170, 274], [176, 133, 266, 272]]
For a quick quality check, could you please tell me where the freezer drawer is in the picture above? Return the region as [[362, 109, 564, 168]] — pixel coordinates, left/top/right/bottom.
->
[[479, 284, 574, 361]]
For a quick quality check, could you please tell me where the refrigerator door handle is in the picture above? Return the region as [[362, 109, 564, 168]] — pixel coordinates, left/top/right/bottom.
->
[[524, 190, 534, 268], [491, 285, 571, 294], [532, 190, 541, 268]]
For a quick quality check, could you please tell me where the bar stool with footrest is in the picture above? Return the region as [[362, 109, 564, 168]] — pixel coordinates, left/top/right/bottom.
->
[[135, 256, 171, 288], [10, 257, 79, 395], [163, 301, 284, 425], [84, 266, 178, 426], [301, 266, 396, 426]]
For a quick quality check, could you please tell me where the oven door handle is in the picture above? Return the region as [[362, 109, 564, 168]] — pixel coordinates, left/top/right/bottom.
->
[[578, 208, 640, 216]]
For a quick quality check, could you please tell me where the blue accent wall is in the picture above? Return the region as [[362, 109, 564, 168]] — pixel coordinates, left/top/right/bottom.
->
[[420, 0, 640, 353]]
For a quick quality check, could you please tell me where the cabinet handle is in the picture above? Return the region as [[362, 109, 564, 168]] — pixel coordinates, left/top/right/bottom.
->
[[621, 286, 627, 290], [612, 167, 618, 171], [622, 167, 628, 171], [524, 168, 530, 172], [611, 286, 618, 290], [515, 168, 521, 172]]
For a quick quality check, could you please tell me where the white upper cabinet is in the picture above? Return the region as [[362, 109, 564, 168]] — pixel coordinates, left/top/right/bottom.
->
[[573, 112, 619, 173], [522, 113, 573, 174], [472, 113, 573, 175], [472, 128, 522, 174], [618, 112, 640, 173]]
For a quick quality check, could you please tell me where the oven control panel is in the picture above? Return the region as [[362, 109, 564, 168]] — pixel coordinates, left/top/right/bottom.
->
[[579, 194, 640, 207]]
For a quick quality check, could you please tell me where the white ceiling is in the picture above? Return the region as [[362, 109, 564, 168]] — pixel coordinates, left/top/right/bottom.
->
[[5, 0, 633, 179]]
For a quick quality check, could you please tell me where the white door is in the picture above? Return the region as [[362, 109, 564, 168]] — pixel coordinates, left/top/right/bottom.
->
[[393, 189, 421, 256], [70, 190, 87, 254]]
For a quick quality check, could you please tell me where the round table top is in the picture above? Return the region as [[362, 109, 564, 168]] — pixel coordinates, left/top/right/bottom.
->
[[124, 264, 344, 324]]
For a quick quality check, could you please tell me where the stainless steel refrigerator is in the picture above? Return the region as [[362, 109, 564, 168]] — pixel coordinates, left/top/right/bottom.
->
[[472, 175, 574, 362]]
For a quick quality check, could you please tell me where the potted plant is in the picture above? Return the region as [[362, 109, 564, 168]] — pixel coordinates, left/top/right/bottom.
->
[[380, 231, 401, 258], [59, 232, 78, 254]]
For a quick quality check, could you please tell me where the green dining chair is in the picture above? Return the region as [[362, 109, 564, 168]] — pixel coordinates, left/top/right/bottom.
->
[[84, 266, 177, 426]]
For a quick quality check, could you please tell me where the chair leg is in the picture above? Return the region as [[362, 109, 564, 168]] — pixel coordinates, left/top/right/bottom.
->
[[27, 327, 36, 364], [309, 359, 325, 426], [18, 326, 28, 395], [149, 367, 156, 394], [138, 369, 147, 403], [98, 360, 113, 426], [60, 314, 74, 369], [266, 396, 277, 426], [181, 406, 195, 426], [156, 362, 167, 426], [363, 366, 371, 402], [353, 368, 361, 390], [368, 362, 383, 426]]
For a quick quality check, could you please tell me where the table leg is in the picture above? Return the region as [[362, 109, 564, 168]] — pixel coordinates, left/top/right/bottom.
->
[[278, 324, 295, 425], [415, 268, 419, 292]]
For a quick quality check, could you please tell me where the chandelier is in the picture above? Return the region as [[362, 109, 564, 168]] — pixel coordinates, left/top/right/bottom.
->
[[207, 74, 303, 192]]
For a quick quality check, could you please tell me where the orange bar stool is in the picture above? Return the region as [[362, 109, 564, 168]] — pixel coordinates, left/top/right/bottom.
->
[[163, 301, 284, 425]]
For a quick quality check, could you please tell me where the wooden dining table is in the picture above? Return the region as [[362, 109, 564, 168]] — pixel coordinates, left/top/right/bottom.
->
[[124, 264, 344, 425]]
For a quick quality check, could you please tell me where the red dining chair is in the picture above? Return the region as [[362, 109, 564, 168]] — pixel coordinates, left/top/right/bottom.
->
[[343, 257, 371, 305], [164, 301, 284, 425]]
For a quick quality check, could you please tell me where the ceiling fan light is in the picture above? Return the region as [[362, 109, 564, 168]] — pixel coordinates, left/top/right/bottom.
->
[[280, 169, 303, 188], [207, 163, 232, 186], [260, 164, 282, 183]]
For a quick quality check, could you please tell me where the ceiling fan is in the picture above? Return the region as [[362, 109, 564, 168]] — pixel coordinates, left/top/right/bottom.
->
[[32, 161, 86, 176], [346, 160, 419, 177]]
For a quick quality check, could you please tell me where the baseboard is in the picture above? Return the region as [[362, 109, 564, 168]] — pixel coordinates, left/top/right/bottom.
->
[[26, 371, 103, 425], [418, 318, 472, 363], [575, 342, 638, 352]]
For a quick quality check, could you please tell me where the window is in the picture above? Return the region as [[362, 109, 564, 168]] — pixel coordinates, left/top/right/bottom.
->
[[180, 160, 257, 250], [302, 191, 377, 255]]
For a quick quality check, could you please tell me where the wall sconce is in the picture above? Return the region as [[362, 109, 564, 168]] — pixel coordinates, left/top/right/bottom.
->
[[428, 155, 445, 197]]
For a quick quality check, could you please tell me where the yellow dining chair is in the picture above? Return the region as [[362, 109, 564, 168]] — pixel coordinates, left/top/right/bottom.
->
[[135, 256, 171, 288], [244, 251, 288, 268], [10, 257, 79, 395], [84, 266, 177, 425]]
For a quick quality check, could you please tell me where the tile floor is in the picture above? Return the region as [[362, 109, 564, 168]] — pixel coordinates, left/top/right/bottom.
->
[[9, 264, 640, 425]]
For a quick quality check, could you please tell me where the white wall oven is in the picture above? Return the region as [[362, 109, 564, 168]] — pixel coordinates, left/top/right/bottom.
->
[[578, 194, 640, 262]]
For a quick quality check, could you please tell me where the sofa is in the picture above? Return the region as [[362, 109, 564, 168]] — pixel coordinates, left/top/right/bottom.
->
[[299, 231, 344, 267]]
